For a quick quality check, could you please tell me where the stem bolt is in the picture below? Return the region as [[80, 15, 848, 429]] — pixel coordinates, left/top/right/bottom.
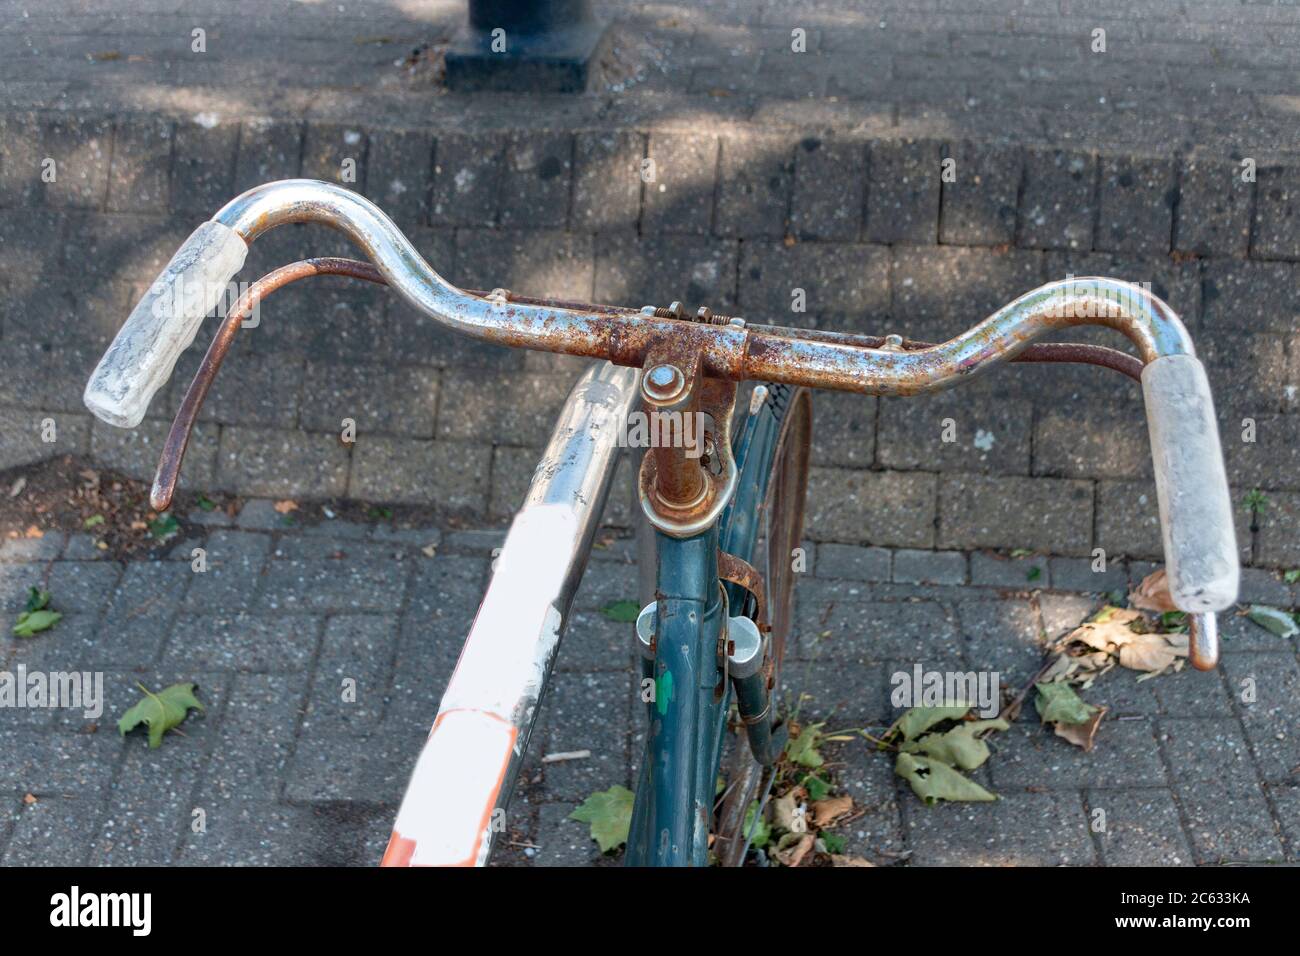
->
[[644, 363, 685, 401]]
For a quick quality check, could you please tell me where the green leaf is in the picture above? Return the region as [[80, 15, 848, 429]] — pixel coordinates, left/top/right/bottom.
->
[[1026, 566, 1042, 582], [569, 785, 634, 853], [1284, 570, 1300, 585], [1009, 548, 1033, 558], [900, 717, 1009, 771], [886, 705, 970, 742], [1245, 605, 1299, 639], [784, 721, 826, 769], [147, 513, 179, 540], [1159, 610, 1188, 632], [895, 752, 997, 804], [82, 514, 105, 529], [600, 599, 640, 623], [13, 609, 61, 637], [821, 831, 846, 854], [196, 494, 217, 512], [804, 773, 831, 802], [1034, 682, 1097, 726], [118, 682, 204, 749], [743, 801, 771, 849], [23, 587, 50, 614]]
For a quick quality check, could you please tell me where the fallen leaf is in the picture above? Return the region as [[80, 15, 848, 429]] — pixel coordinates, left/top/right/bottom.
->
[[886, 705, 970, 742], [1117, 631, 1187, 673], [895, 752, 997, 804], [743, 801, 771, 849], [420, 543, 438, 558], [569, 785, 634, 853], [1034, 682, 1097, 725], [24, 525, 43, 539], [773, 832, 815, 867], [273, 499, 299, 514], [772, 792, 806, 832], [1129, 568, 1177, 613], [599, 599, 640, 623], [1053, 706, 1107, 751], [118, 682, 204, 749], [784, 721, 826, 769], [22, 793, 36, 805], [1246, 605, 1299, 639], [13, 587, 60, 637], [8, 477, 26, 498], [831, 854, 875, 867], [810, 794, 853, 827], [900, 717, 1009, 770]]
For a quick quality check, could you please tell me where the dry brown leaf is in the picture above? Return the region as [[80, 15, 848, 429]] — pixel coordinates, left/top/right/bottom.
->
[[273, 499, 299, 514], [1053, 706, 1107, 751], [810, 794, 853, 827], [22, 793, 37, 805], [831, 854, 875, 867], [23, 525, 43, 539], [1129, 568, 1177, 613], [774, 833, 815, 867], [1118, 631, 1187, 674]]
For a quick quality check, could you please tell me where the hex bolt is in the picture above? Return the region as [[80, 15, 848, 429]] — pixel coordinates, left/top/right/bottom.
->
[[644, 363, 686, 401]]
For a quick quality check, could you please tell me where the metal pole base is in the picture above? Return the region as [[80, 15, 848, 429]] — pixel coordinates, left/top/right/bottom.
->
[[444, 8, 609, 93]]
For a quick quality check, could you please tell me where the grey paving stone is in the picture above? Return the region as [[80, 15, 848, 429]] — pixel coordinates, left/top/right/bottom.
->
[[166, 612, 321, 672], [179, 800, 354, 866], [570, 130, 644, 233], [1088, 788, 1194, 866], [1220, 652, 1300, 782], [203, 673, 304, 802], [363, 127, 433, 228], [1017, 148, 1096, 251], [594, 232, 739, 310], [301, 123, 367, 192], [1038, 592, 1102, 640], [782, 654, 890, 725], [794, 583, 960, 663], [1253, 163, 1300, 260], [938, 474, 1093, 555], [0, 559, 119, 615], [715, 132, 794, 239], [815, 543, 891, 582], [1267, 782, 1300, 862], [1256, 491, 1300, 569], [1157, 717, 1257, 783], [0, 112, 45, 207], [876, 387, 1032, 477], [430, 131, 504, 227], [1235, 564, 1295, 606], [1048, 556, 1127, 593], [258, 555, 408, 613], [454, 228, 594, 301], [169, 352, 304, 430], [820, 739, 906, 860], [1174, 157, 1252, 257], [991, 718, 1167, 789], [0, 726, 124, 794], [642, 131, 717, 235], [62, 533, 108, 561], [866, 138, 942, 245], [809, 391, 876, 469], [1177, 780, 1286, 863], [954, 597, 1044, 688], [889, 245, 1043, 343], [805, 468, 937, 548], [1218, 608, 1297, 654], [0, 530, 66, 562], [182, 529, 270, 613], [739, 239, 888, 318], [1153, 666, 1232, 718], [171, 118, 238, 216], [235, 498, 288, 531], [555, 608, 635, 674], [534, 670, 630, 801], [892, 548, 966, 586], [1034, 400, 1151, 481], [301, 613, 396, 735], [107, 116, 173, 213], [1200, 330, 1290, 413], [41, 114, 112, 209], [1095, 154, 1175, 253], [299, 362, 438, 439], [284, 721, 424, 804], [0, 412, 92, 470], [234, 118, 302, 194], [90, 418, 218, 489], [498, 131, 573, 230], [1201, 259, 1299, 336], [217, 427, 350, 500], [789, 136, 865, 241], [939, 141, 1022, 246], [2, 796, 100, 866], [969, 551, 1050, 589], [349, 436, 489, 512], [905, 790, 1096, 866], [533, 800, 612, 867]]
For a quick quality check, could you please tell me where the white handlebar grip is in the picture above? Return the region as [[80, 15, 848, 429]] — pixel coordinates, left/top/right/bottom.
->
[[1141, 354, 1239, 613], [83, 221, 248, 428]]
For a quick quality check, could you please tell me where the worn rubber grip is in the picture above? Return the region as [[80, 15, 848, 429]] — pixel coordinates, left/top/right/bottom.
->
[[84, 221, 248, 428], [1142, 354, 1239, 612]]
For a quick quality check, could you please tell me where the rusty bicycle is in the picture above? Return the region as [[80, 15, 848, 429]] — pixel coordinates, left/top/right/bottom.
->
[[83, 179, 1238, 867]]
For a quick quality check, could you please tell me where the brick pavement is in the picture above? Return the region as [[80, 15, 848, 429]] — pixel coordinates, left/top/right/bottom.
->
[[1, 0, 1298, 865], [0, 502, 1295, 866]]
